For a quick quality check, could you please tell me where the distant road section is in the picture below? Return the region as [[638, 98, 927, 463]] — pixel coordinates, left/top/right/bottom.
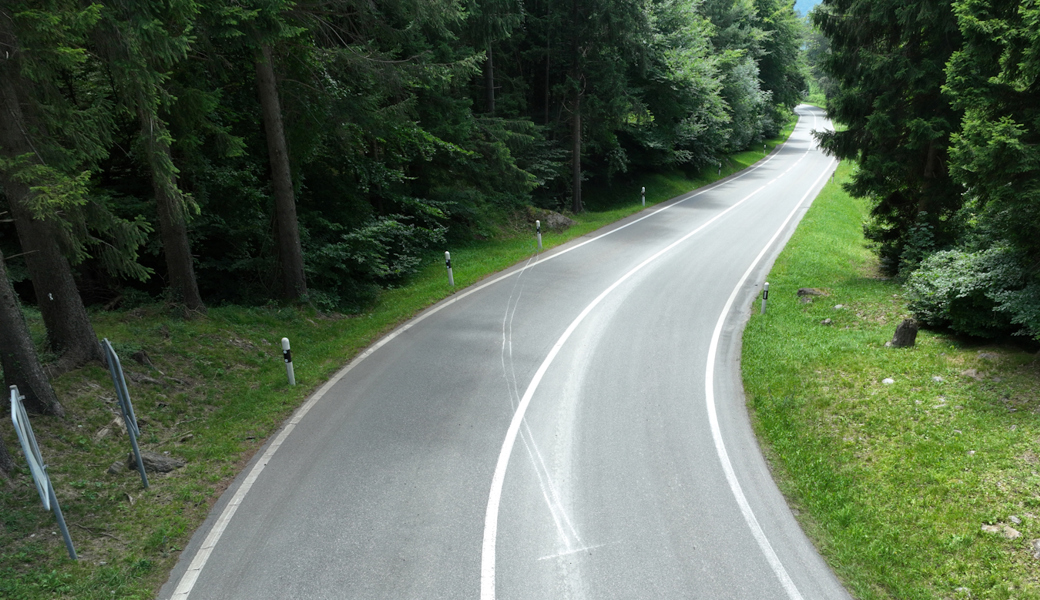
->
[[161, 105, 851, 600]]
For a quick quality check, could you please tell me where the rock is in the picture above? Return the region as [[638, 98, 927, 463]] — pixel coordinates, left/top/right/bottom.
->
[[107, 461, 125, 475], [978, 352, 999, 361], [1010, 515, 1022, 525], [882, 378, 895, 385], [131, 350, 154, 368], [821, 318, 832, 325], [980, 523, 1021, 539], [527, 207, 576, 231], [128, 451, 186, 473], [798, 296, 814, 304], [834, 304, 844, 309], [961, 368, 983, 380], [544, 212, 576, 231], [889, 318, 919, 348], [1031, 539, 1040, 560], [932, 376, 944, 382], [797, 287, 827, 297]]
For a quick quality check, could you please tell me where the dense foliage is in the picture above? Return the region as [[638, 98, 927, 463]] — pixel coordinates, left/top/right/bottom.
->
[[2, 0, 805, 318], [811, 0, 1040, 341]]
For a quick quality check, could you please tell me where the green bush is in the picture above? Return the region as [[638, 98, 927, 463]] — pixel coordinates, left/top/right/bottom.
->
[[905, 247, 1040, 339]]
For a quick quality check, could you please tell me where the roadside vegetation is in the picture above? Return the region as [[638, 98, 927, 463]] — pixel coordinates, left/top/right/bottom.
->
[[744, 161, 1040, 599], [0, 123, 794, 600]]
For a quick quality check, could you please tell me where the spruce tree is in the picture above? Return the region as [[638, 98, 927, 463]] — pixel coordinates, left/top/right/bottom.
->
[[0, 6, 105, 372], [812, 0, 963, 274]]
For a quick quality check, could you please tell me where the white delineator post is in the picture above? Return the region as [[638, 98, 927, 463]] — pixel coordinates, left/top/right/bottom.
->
[[761, 282, 769, 314], [641, 186, 645, 207], [282, 338, 295, 386], [536, 221, 542, 252], [445, 251, 455, 287]]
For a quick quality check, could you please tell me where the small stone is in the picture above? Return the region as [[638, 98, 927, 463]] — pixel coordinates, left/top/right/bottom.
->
[[107, 461, 125, 475], [969, 450, 976, 456], [821, 318, 833, 325], [834, 304, 844, 309], [932, 376, 944, 382], [1003, 526, 1021, 539], [797, 287, 827, 297], [978, 352, 999, 361], [1010, 515, 1022, 525], [882, 378, 895, 385], [982, 524, 1001, 534], [1031, 539, 1040, 560], [799, 296, 814, 304], [961, 368, 982, 380]]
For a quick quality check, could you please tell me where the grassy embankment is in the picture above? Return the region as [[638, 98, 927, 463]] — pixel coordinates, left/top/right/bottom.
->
[[0, 124, 794, 599], [744, 161, 1040, 599]]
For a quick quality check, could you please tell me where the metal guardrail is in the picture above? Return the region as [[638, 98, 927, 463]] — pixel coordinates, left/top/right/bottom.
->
[[102, 339, 149, 489], [10, 385, 77, 559]]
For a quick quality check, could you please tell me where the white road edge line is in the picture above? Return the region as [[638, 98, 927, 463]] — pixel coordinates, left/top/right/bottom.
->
[[169, 114, 806, 600], [479, 137, 821, 599], [704, 156, 835, 600]]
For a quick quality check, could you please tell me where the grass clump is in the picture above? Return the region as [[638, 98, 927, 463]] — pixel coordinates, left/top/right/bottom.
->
[[744, 161, 1040, 599]]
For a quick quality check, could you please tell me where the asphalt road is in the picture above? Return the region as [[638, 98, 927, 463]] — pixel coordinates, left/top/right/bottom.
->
[[160, 104, 851, 600]]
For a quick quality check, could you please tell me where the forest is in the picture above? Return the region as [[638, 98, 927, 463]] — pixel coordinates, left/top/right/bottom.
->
[[0, 0, 806, 416], [810, 0, 1040, 344]]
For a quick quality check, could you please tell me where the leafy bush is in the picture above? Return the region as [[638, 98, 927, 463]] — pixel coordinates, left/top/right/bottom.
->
[[304, 214, 446, 311], [905, 247, 1040, 339]]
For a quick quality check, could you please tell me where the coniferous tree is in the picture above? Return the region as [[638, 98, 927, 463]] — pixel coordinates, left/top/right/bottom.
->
[[94, 0, 207, 311], [812, 0, 963, 274], [0, 6, 105, 372]]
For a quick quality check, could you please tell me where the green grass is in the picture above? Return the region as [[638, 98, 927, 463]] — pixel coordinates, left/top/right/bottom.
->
[[0, 121, 800, 600], [743, 161, 1040, 599]]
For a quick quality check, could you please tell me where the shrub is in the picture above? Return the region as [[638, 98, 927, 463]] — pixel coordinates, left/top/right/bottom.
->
[[905, 247, 1037, 339]]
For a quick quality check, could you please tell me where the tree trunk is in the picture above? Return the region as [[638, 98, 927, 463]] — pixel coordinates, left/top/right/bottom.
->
[[255, 44, 307, 301], [0, 62, 103, 374], [485, 43, 495, 115], [138, 110, 206, 312], [571, 92, 582, 213], [0, 250, 64, 416]]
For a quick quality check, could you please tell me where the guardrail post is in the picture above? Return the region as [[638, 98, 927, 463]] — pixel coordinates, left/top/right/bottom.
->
[[11, 385, 77, 559], [282, 338, 296, 386], [535, 221, 542, 252], [445, 251, 455, 287], [641, 186, 645, 207], [102, 339, 149, 489], [761, 282, 769, 314]]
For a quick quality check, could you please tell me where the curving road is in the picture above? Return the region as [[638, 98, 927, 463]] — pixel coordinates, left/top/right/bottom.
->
[[161, 105, 851, 600]]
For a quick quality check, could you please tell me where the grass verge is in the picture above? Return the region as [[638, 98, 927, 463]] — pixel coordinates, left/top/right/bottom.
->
[[0, 120, 798, 599], [743, 161, 1040, 599]]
